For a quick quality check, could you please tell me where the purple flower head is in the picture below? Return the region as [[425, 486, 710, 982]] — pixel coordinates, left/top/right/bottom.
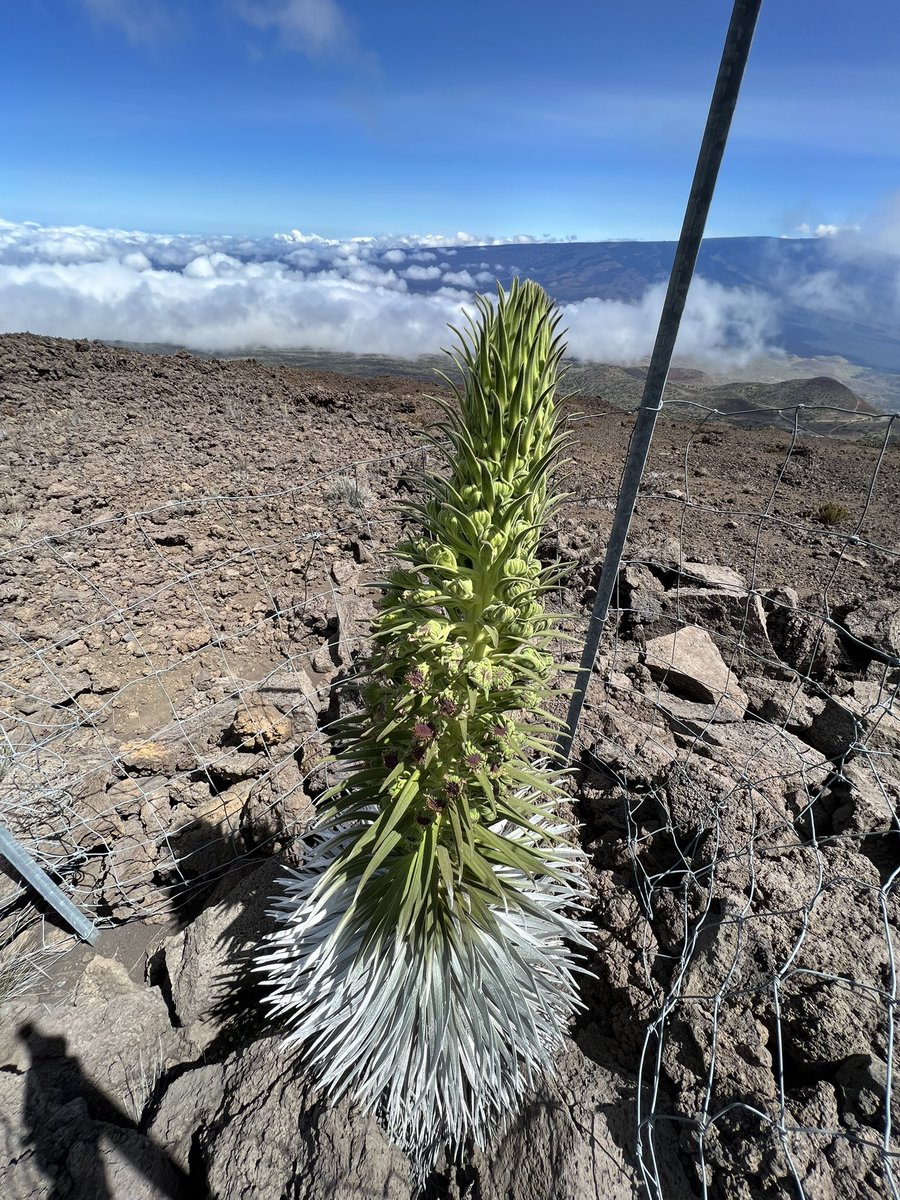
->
[[413, 721, 435, 742], [405, 667, 427, 690]]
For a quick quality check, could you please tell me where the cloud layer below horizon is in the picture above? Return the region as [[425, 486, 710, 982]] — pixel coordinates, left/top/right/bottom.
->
[[0, 217, 781, 368]]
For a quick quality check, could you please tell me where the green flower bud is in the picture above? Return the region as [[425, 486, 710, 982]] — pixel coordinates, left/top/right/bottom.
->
[[493, 665, 514, 690], [518, 646, 551, 675], [468, 660, 493, 691], [504, 579, 531, 601], [470, 510, 492, 537], [516, 598, 543, 620], [441, 642, 465, 670], [485, 603, 516, 625], [446, 577, 474, 600], [426, 544, 457, 569]]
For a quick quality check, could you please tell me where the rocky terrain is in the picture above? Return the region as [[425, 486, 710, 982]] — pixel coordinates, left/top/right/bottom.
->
[[0, 331, 899, 1199]]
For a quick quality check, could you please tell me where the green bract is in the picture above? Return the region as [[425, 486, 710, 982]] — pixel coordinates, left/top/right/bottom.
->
[[261, 279, 592, 1185]]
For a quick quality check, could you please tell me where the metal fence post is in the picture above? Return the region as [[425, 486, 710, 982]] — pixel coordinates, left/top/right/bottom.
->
[[558, 0, 764, 762], [0, 824, 98, 944]]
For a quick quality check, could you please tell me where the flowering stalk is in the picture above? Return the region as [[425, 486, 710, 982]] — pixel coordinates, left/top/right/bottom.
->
[[261, 280, 591, 1182]]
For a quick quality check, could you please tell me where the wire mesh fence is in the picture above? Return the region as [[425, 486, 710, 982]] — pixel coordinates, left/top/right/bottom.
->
[[0, 448, 426, 975], [573, 396, 900, 1198], [1, 382, 898, 1197]]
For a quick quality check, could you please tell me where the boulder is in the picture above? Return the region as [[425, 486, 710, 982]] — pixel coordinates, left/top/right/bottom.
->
[[0, 953, 197, 1199], [149, 1036, 413, 1199], [156, 858, 284, 1048], [644, 625, 748, 711], [740, 674, 825, 733], [690, 720, 830, 817], [828, 759, 900, 835], [645, 588, 772, 666], [241, 755, 314, 853], [842, 600, 900, 661], [678, 561, 747, 591], [258, 667, 327, 723], [119, 740, 178, 776], [849, 681, 900, 756], [765, 590, 839, 680], [653, 692, 746, 738], [0, 950, 196, 1111], [807, 681, 900, 760], [616, 562, 664, 625], [166, 783, 252, 878], [148, 1031, 665, 1200], [579, 676, 678, 790]]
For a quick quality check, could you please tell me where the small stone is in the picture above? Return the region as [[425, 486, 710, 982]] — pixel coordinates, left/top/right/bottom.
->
[[119, 740, 178, 776], [331, 559, 357, 585], [46, 481, 76, 499], [179, 626, 212, 653], [352, 538, 376, 564], [230, 698, 293, 750]]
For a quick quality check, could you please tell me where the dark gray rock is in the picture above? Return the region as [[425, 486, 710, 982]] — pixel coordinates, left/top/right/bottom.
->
[[842, 600, 900, 661]]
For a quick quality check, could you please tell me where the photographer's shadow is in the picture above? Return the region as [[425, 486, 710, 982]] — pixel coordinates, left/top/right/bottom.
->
[[18, 1023, 193, 1200]]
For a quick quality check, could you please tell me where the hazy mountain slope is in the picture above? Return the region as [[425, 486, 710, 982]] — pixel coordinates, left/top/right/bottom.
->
[[411, 237, 900, 374]]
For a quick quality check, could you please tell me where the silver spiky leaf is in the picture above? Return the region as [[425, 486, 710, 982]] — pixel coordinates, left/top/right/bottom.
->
[[259, 805, 591, 1181]]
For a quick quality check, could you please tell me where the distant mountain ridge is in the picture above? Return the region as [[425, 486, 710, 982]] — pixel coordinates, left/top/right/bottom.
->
[[561, 361, 883, 437], [395, 236, 900, 376]]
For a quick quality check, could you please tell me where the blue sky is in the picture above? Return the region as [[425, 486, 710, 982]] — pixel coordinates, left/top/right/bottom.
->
[[3, 0, 898, 242]]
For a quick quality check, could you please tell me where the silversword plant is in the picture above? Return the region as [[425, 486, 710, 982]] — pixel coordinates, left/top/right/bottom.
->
[[260, 279, 592, 1182]]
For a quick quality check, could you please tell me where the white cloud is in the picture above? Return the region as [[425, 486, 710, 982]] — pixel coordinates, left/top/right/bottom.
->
[[777, 204, 900, 325], [235, 0, 352, 56], [0, 217, 779, 368], [79, 0, 175, 43], [273, 228, 537, 249], [562, 279, 777, 370], [782, 269, 869, 320], [857, 190, 900, 257], [401, 265, 443, 282], [121, 250, 152, 271], [0, 218, 473, 357], [182, 252, 245, 278], [795, 221, 861, 238], [442, 269, 476, 288]]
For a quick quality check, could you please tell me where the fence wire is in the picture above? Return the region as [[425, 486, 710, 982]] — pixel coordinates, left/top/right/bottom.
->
[[0, 447, 426, 977], [1, 386, 898, 1199], [573, 396, 899, 1199]]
